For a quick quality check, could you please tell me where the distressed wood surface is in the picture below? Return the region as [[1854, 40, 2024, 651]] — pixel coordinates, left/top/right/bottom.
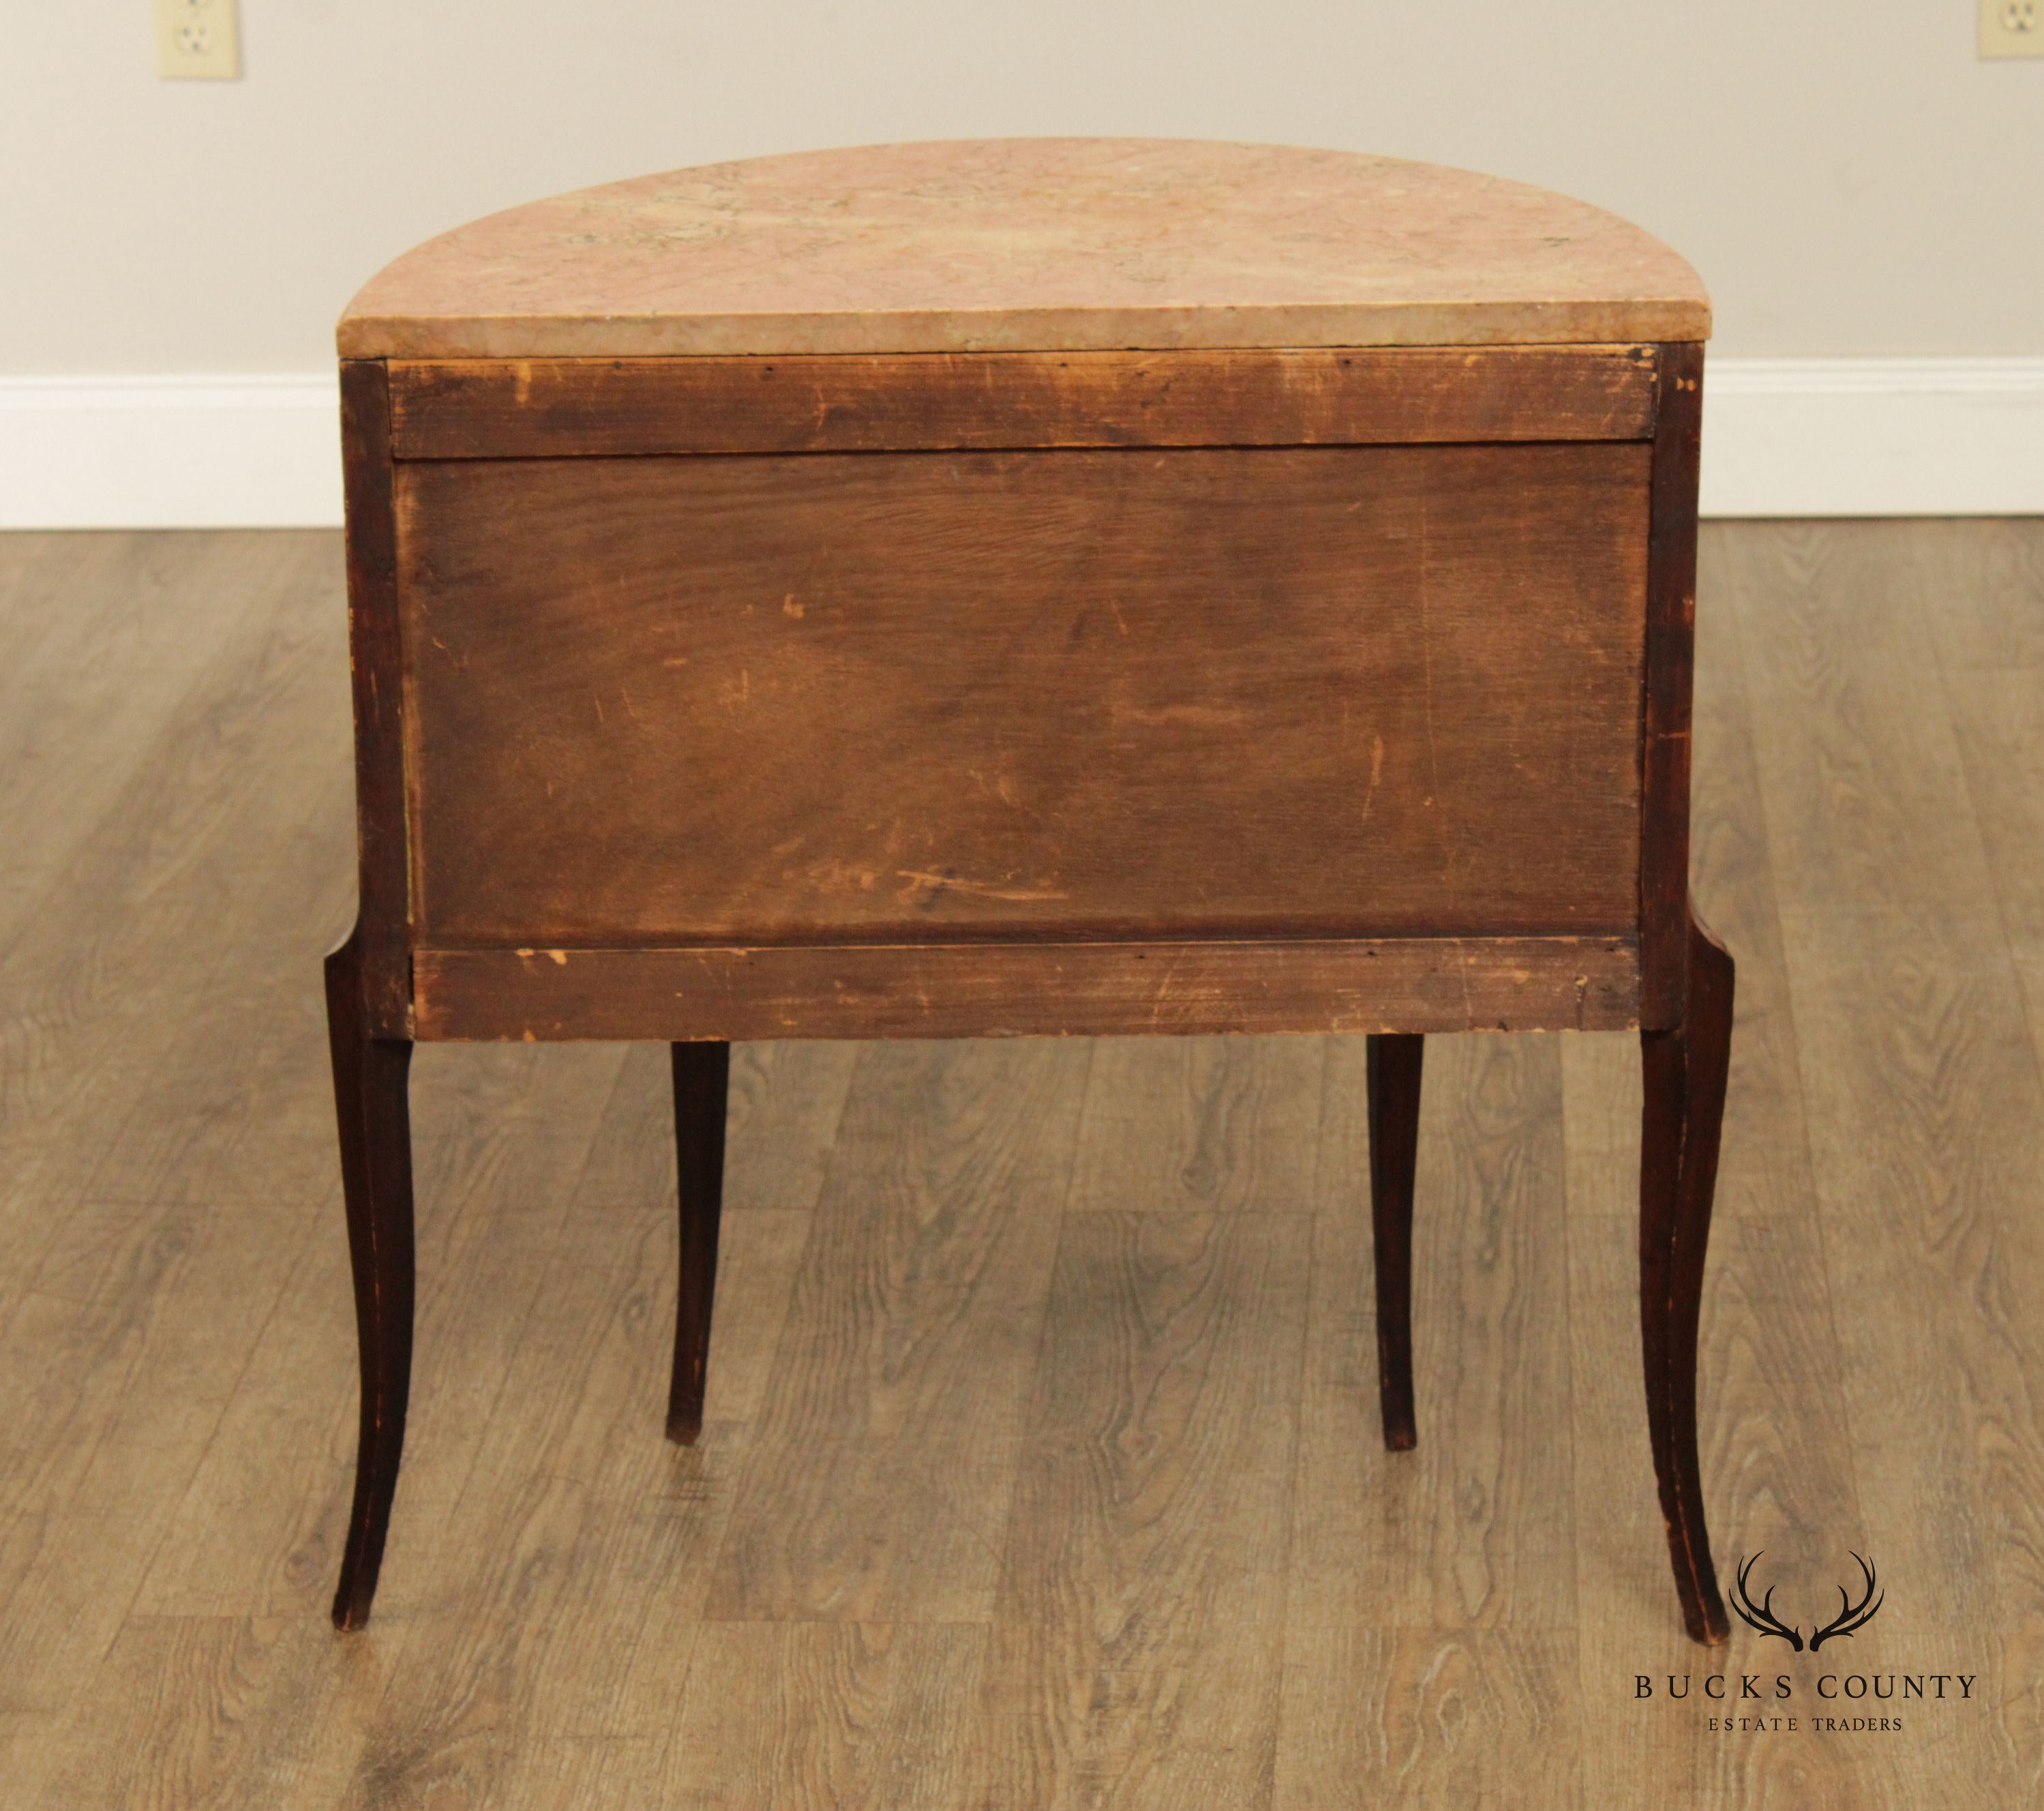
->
[[387, 346, 1659, 458], [7, 521, 2042, 1808], [1638, 342, 1704, 1026], [396, 442, 1649, 956], [337, 363, 410, 1038], [412, 937, 1642, 1043]]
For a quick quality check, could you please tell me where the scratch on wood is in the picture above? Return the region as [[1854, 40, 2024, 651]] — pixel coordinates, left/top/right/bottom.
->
[[895, 870, 1068, 903], [1358, 733, 1385, 828], [1147, 943, 1201, 1027]]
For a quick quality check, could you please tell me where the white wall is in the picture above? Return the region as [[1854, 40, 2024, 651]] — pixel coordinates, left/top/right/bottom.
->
[[11, 1, 2044, 371], [5, 3, 2042, 520]]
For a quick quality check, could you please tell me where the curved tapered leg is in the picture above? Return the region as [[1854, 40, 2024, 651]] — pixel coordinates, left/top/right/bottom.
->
[[1367, 1032, 1424, 1452], [1640, 907, 1734, 1645], [326, 928, 415, 1632], [666, 1041, 730, 1446]]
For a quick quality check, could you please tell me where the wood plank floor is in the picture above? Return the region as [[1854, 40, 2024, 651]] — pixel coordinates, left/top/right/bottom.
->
[[1, 520, 2040, 1808]]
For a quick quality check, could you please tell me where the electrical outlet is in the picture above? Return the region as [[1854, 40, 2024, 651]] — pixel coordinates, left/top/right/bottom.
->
[[1982, 0, 2044, 57], [158, 0, 241, 80]]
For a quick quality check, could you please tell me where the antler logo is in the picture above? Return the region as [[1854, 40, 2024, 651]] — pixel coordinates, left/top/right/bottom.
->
[[1730, 1553, 1804, 1650], [1729, 1552, 1884, 1651]]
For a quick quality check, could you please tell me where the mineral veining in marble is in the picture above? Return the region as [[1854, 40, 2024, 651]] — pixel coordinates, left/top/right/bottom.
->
[[339, 138, 1710, 359]]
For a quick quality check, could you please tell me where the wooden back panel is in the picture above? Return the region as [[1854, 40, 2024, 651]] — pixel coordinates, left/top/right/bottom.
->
[[387, 348, 1657, 458], [394, 440, 1649, 950]]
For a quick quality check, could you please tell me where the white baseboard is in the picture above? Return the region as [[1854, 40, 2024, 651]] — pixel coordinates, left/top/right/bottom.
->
[[0, 375, 344, 530], [1, 359, 2040, 528], [1701, 357, 2044, 517]]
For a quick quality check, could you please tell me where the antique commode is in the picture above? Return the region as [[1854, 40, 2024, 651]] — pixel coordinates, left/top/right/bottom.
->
[[325, 138, 1733, 1643]]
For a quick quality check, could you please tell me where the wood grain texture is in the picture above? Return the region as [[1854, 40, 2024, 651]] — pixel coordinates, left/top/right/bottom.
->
[[0, 1203, 320, 1731], [661, 1623, 989, 1811], [338, 362, 410, 1038], [0, 535, 303, 982], [26, 1615, 381, 1811], [569, 1039, 859, 1212], [1063, 1034, 1327, 1214], [1565, 533, 1875, 1806], [9, 524, 2043, 1809], [412, 937, 1642, 1042], [1638, 342, 1703, 1026], [1288, 1033, 1575, 1634], [0, 533, 357, 1760], [1638, 908, 1734, 1645], [395, 443, 1650, 952], [973, 1212, 1309, 1810], [1275, 1627, 1580, 1810], [1915, 519, 2044, 1089], [1727, 521, 2044, 1806], [387, 346, 1659, 458], [0, 533, 348, 1228], [703, 1038, 1089, 1622], [325, 1210, 761, 1798], [338, 1050, 628, 1632], [322, 929, 415, 1630]]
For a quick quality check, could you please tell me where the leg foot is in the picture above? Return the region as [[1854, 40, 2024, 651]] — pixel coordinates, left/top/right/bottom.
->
[[666, 1041, 730, 1446], [326, 927, 415, 1632], [1640, 907, 1734, 1646], [1367, 1032, 1424, 1452]]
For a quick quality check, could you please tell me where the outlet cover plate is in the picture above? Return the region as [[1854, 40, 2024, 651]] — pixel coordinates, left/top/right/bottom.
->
[[158, 0, 241, 80], [1982, 0, 2044, 57]]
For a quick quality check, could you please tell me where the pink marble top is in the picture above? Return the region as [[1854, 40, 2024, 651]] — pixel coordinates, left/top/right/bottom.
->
[[338, 138, 1709, 359]]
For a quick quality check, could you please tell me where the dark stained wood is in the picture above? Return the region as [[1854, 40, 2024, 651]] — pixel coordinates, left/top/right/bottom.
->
[[395, 443, 1651, 949], [337, 316, 1714, 1646], [1638, 903, 1733, 1645], [1637, 342, 1704, 1028], [1365, 1032, 1424, 1451], [324, 924, 416, 1632], [412, 936, 1642, 1043], [339, 360, 412, 1038], [665, 1041, 730, 1446], [385, 346, 1660, 460]]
